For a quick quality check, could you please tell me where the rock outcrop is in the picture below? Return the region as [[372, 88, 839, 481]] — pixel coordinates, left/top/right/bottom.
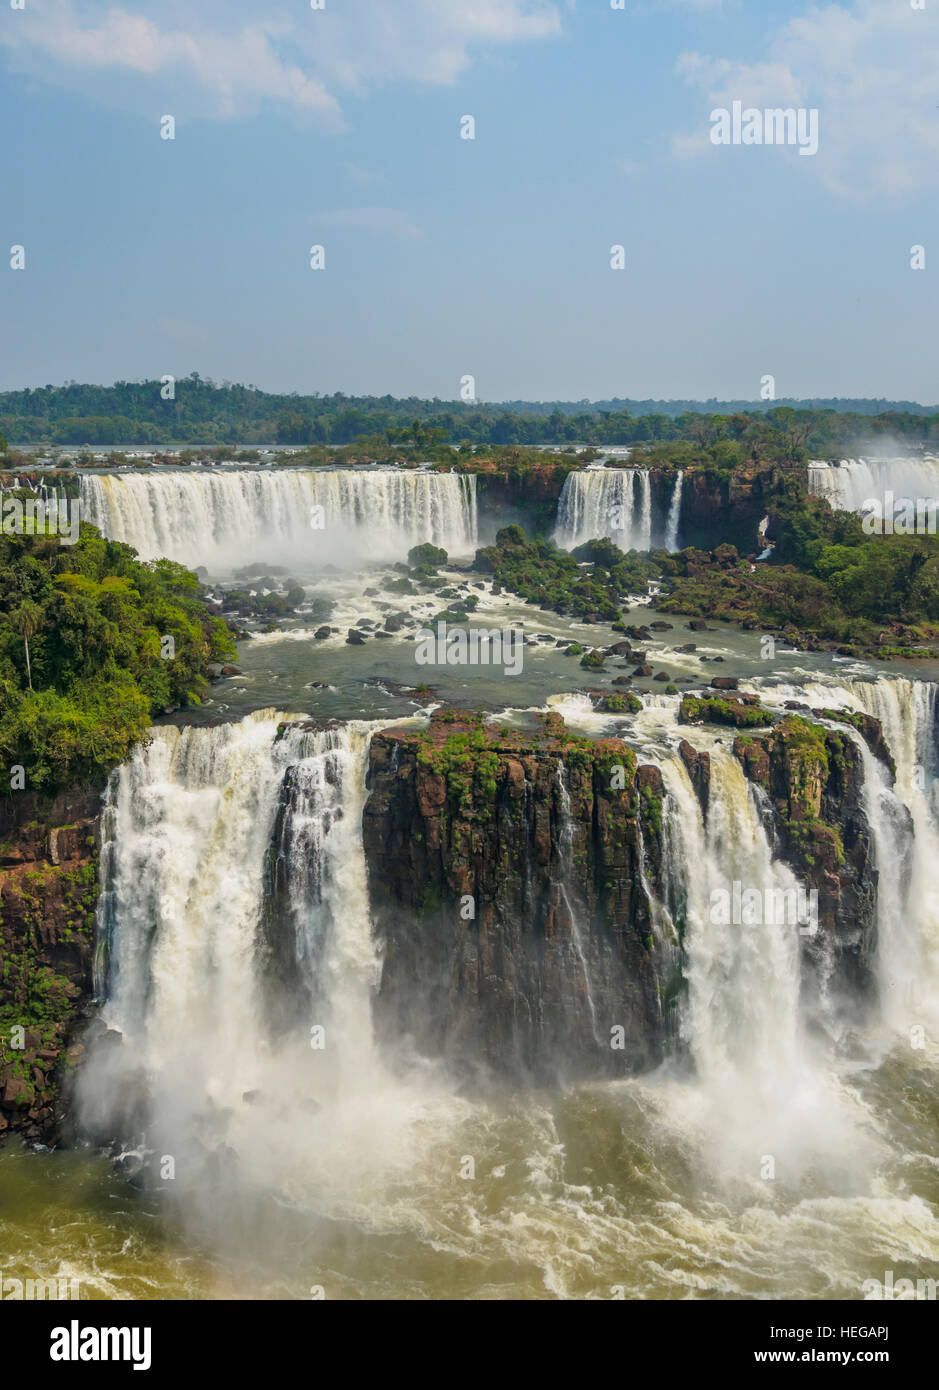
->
[[678, 739, 710, 814], [675, 462, 780, 553], [363, 708, 678, 1082], [679, 692, 772, 728], [732, 716, 880, 1011], [467, 461, 575, 537]]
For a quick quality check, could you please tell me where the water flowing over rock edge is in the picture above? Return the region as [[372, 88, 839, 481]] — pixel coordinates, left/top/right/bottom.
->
[[47, 677, 930, 1131]]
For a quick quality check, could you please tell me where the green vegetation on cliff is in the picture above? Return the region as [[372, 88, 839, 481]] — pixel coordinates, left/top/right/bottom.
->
[[659, 476, 939, 654], [409, 709, 638, 821], [0, 518, 235, 794], [733, 718, 849, 873], [466, 464, 939, 660], [679, 694, 772, 729]]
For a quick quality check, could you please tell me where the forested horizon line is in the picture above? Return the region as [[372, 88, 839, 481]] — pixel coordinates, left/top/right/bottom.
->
[[3, 376, 939, 449]]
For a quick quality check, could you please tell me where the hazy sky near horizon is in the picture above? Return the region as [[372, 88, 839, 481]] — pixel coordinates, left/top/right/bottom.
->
[[2, 0, 937, 404]]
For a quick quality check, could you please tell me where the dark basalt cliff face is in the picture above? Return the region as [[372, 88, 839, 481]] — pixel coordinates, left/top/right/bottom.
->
[[677, 464, 779, 553], [470, 462, 576, 538], [733, 717, 880, 1013], [363, 709, 677, 1082], [0, 791, 100, 1143]]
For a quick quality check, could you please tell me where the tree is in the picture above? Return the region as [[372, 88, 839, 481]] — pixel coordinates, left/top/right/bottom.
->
[[12, 599, 42, 690]]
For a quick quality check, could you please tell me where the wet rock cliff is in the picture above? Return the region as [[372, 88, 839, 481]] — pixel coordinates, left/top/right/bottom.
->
[[732, 715, 880, 1015], [0, 790, 100, 1143]]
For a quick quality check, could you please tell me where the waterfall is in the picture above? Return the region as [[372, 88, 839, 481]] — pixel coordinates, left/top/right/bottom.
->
[[555, 764, 601, 1044], [638, 470, 652, 547], [681, 753, 804, 1089], [664, 470, 683, 552], [837, 679, 939, 1029], [764, 675, 939, 1032], [78, 467, 478, 570], [83, 709, 402, 1161], [549, 689, 815, 1095], [808, 456, 939, 515], [264, 724, 383, 1079], [554, 468, 656, 550], [657, 751, 804, 1079], [643, 733, 876, 1175]]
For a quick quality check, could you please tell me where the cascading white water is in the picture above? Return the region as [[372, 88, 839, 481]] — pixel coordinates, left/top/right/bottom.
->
[[78, 468, 478, 570], [578, 707, 882, 1191], [86, 709, 408, 1170], [673, 754, 804, 1081], [521, 678, 939, 1076], [808, 456, 939, 515], [652, 743, 836, 1159], [554, 468, 659, 550], [83, 706, 515, 1284], [758, 675, 939, 1034], [552, 691, 822, 1106], [845, 681, 939, 1030], [664, 469, 683, 552], [99, 712, 289, 1077], [95, 690, 825, 1163], [550, 687, 899, 1173], [555, 763, 601, 1044]]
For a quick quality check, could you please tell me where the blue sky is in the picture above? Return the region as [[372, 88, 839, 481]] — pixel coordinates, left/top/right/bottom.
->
[[1, 0, 937, 403]]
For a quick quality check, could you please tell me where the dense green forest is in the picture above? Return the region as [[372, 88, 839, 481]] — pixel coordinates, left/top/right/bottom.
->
[[0, 515, 234, 797], [2, 378, 939, 453]]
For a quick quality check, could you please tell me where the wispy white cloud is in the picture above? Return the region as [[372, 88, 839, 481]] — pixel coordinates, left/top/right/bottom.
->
[[340, 162, 390, 189], [0, 0, 562, 122], [315, 207, 425, 242], [672, 0, 939, 199]]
